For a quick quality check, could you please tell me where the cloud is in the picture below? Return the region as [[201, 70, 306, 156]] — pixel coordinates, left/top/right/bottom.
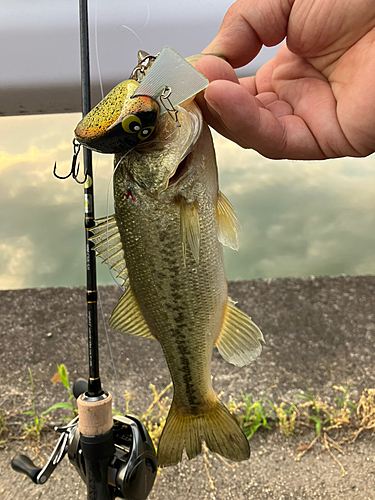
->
[[212, 132, 375, 280], [0, 236, 34, 289]]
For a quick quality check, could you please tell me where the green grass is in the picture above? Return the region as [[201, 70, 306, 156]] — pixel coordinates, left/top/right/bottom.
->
[[46, 364, 78, 420], [21, 364, 77, 440], [21, 368, 45, 439], [229, 391, 273, 438]]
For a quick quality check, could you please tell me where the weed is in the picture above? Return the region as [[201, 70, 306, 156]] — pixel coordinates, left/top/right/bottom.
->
[[135, 383, 172, 448], [22, 364, 78, 440], [14, 368, 375, 481], [114, 383, 173, 450], [274, 402, 298, 436], [47, 364, 78, 419], [327, 385, 356, 430], [293, 385, 365, 476], [229, 391, 273, 439], [0, 408, 6, 433], [22, 368, 45, 440], [0, 407, 7, 444], [295, 390, 333, 435], [350, 388, 375, 442], [334, 384, 356, 412]]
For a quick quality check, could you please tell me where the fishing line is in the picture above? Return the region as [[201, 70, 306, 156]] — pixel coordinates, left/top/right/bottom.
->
[[103, 150, 131, 292], [95, 0, 151, 101], [138, 0, 150, 31], [91, 12, 186, 397], [98, 149, 138, 402], [119, 24, 144, 48], [94, 0, 104, 100], [117, 0, 152, 48], [92, 2, 125, 398], [97, 285, 121, 399], [95, 112, 182, 404], [90, 4, 180, 402], [96, 169, 123, 405]]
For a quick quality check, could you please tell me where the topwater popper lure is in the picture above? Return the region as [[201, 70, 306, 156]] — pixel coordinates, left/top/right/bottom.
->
[[74, 47, 264, 467]]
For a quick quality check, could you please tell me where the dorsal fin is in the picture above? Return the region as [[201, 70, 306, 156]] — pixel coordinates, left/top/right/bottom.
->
[[216, 191, 241, 250], [88, 215, 128, 283], [215, 298, 264, 367], [109, 282, 155, 339], [180, 198, 200, 266]]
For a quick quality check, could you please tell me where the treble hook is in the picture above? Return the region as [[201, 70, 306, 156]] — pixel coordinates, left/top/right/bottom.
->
[[53, 139, 87, 184]]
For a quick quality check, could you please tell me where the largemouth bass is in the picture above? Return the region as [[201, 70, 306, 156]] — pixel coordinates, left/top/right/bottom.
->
[[74, 53, 264, 467]]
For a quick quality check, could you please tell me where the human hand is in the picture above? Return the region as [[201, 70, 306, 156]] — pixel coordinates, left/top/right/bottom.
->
[[195, 0, 375, 160]]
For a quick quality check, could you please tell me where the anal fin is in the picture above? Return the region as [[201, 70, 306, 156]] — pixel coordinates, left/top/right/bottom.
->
[[215, 298, 264, 367]]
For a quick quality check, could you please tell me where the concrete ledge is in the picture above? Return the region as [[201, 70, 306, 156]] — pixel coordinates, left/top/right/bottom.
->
[[1, 275, 374, 401]]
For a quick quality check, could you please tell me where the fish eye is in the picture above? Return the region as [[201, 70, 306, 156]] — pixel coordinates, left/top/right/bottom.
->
[[138, 126, 155, 141], [122, 114, 142, 134]]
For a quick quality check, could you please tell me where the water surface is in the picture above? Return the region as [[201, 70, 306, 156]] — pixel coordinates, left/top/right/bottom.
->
[[0, 113, 374, 290]]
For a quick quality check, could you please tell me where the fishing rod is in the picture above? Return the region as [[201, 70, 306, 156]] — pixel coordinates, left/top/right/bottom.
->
[[11, 1, 157, 498]]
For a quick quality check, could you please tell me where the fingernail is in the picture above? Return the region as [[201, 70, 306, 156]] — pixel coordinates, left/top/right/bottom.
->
[[203, 53, 228, 62], [205, 98, 222, 117]]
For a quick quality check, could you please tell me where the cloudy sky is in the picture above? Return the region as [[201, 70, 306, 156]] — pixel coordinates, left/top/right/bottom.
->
[[0, 113, 375, 290]]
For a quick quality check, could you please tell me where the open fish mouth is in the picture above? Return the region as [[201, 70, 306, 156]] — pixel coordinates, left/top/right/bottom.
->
[[168, 155, 190, 187], [118, 104, 203, 198], [165, 105, 203, 189]]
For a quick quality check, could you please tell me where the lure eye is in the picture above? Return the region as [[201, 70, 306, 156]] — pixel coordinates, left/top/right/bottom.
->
[[122, 115, 142, 134], [138, 126, 155, 141]]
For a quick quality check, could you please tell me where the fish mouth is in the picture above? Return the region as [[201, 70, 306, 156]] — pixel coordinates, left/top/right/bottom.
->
[[166, 107, 202, 189], [167, 155, 190, 187]]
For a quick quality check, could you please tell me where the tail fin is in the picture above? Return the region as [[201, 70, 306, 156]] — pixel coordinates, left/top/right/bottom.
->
[[157, 397, 250, 467]]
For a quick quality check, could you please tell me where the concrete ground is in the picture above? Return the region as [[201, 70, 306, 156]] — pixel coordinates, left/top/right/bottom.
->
[[0, 275, 374, 499]]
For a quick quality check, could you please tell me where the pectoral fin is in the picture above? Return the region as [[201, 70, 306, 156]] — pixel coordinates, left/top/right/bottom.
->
[[88, 215, 128, 282], [180, 198, 200, 266], [109, 283, 155, 340], [216, 191, 241, 250], [215, 298, 264, 367]]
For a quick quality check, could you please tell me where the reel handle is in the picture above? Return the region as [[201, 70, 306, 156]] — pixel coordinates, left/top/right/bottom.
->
[[11, 455, 43, 484], [11, 430, 70, 485]]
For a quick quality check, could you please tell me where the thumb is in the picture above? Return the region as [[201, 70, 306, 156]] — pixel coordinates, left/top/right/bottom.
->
[[204, 0, 291, 68]]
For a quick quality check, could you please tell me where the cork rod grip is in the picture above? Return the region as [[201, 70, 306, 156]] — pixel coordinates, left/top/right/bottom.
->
[[77, 393, 113, 436]]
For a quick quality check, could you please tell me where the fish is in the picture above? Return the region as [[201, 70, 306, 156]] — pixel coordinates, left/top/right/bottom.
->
[[74, 52, 264, 467]]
